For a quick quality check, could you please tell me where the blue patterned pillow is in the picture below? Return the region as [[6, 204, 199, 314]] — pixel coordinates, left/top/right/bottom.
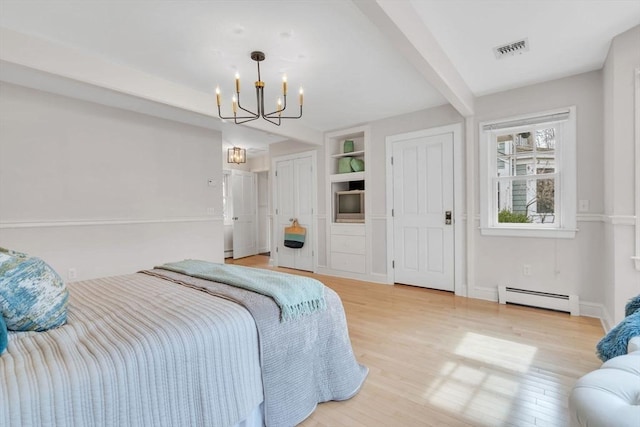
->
[[0, 251, 68, 331], [0, 315, 7, 354]]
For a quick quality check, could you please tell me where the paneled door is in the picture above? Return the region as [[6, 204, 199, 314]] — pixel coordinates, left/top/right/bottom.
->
[[392, 130, 454, 291], [232, 170, 257, 259], [274, 153, 315, 271]]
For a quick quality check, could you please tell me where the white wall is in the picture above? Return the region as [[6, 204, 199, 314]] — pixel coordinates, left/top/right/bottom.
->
[[345, 71, 605, 312], [368, 105, 464, 277], [0, 83, 224, 280], [471, 71, 605, 307], [603, 25, 640, 325]]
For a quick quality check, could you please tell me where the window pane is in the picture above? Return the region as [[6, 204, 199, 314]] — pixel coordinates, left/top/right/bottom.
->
[[496, 136, 513, 176], [535, 128, 556, 151], [537, 165, 555, 174], [515, 160, 534, 176], [497, 156, 510, 176], [515, 132, 533, 155], [496, 177, 556, 224]]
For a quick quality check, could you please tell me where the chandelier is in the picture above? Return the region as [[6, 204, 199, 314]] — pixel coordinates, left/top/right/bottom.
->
[[216, 51, 303, 126], [227, 147, 246, 164]]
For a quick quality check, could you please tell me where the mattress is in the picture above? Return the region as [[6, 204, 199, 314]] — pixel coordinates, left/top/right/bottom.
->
[[1, 273, 264, 427]]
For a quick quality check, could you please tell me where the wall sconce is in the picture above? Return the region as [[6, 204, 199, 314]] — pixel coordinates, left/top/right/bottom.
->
[[227, 147, 246, 164]]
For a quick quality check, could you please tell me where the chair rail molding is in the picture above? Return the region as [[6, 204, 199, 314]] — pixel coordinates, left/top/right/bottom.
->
[[0, 217, 221, 229]]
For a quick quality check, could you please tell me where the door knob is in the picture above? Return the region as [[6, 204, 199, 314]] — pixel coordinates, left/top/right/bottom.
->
[[445, 211, 452, 225]]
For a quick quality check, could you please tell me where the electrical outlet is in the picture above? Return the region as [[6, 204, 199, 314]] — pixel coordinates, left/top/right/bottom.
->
[[523, 264, 532, 276], [68, 268, 77, 280]]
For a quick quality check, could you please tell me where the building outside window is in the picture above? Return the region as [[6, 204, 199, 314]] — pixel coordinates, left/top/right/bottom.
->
[[480, 107, 576, 238]]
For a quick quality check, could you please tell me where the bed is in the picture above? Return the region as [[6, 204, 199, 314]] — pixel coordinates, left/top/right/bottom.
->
[[0, 262, 368, 427]]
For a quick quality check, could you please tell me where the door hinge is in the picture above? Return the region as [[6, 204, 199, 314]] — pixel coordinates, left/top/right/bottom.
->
[[275, 171, 278, 177], [276, 247, 278, 253], [276, 208, 278, 215], [392, 208, 394, 217], [391, 156, 394, 165], [312, 250, 314, 257], [392, 260, 395, 268]]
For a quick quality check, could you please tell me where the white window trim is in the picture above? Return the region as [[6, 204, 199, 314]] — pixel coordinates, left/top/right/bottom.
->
[[479, 106, 577, 238]]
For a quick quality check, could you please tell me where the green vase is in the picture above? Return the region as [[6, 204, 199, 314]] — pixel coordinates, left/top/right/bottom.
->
[[343, 140, 354, 153]]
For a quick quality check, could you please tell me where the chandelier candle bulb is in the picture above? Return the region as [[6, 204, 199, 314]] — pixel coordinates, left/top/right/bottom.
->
[[299, 88, 304, 106], [277, 97, 282, 116], [282, 75, 287, 95], [215, 87, 221, 106], [232, 95, 238, 114], [235, 73, 240, 93]]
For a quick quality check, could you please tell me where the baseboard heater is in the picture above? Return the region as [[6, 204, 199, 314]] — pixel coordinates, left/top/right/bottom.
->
[[498, 286, 579, 316]]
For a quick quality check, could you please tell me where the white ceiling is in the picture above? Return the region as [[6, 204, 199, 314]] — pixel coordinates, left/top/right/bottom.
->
[[0, 0, 638, 154]]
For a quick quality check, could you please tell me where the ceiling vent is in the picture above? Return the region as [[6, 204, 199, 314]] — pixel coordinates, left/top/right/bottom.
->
[[493, 38, 529, 59]]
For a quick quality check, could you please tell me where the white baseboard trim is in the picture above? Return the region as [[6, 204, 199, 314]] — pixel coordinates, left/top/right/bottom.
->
[[454, 283, 468, 298], [578, 301, 603, 319], [369, 272, 389, 284], [600, 306, 614, 333], [315, 267, 389, 285], [469, 286, 498, 302]]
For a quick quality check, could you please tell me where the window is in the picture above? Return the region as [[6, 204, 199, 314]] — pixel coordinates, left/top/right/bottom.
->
[[480, 107, 576, 238]]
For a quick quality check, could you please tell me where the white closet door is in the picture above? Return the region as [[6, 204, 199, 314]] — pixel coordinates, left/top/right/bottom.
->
[[275, 154, 314, 271], [392, 131, 454, 291], [232, 170, 257, 259]]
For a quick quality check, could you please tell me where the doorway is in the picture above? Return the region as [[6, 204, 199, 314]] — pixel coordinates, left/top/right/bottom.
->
[[231, 169, 258, 259]]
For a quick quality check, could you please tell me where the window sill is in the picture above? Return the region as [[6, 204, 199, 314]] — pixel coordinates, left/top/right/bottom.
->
[[480, 227, 577, 239]]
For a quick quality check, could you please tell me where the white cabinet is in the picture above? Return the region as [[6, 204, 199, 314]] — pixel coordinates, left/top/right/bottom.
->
[[323, 125, 371, 280], [330, 224, 365, 273]]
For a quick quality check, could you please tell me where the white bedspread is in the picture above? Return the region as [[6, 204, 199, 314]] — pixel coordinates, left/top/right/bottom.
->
[[0, 273, 264, 427]]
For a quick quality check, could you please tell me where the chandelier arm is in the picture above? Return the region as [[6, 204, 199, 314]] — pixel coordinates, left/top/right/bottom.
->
[[236, 90, 259, 117], [265, 106, 303, 120], [261, 115, 282, 126], [232, 116, 261, 125], [263, 94, 286, 117], [217, 106, 259, 121]]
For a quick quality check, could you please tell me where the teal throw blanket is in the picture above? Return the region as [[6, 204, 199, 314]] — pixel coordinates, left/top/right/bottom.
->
[[157, 260, 326, 321]]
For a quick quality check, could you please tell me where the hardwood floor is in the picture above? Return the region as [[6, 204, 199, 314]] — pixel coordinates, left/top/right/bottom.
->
[[227, 255, 604, 427]]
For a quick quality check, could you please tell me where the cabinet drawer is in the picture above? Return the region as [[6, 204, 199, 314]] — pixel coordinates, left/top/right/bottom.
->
[[331, 253, 366, 274], [330, 224, 365, 236], [331, 235, 365, 254]]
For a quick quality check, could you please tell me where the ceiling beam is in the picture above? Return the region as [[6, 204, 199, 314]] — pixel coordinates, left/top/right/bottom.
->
[[353, 0, 475, 117]]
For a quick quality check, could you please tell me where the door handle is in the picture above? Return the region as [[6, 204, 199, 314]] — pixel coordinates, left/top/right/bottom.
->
[[445, 211, 452, 225], [289, 218, 295, 222]]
